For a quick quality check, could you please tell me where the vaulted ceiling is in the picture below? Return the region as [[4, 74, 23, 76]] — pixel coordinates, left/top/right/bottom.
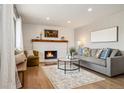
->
[[16, 4, 124, 28]]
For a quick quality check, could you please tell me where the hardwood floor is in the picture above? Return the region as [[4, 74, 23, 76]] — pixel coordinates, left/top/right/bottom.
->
[[23, 64, 124, 89]]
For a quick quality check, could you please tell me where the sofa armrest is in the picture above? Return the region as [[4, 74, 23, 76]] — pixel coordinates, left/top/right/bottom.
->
[[106, 56, 124, 76], [107, 56, 124, 63]]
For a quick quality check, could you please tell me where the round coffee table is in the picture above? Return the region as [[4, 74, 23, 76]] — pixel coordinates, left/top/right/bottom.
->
[[58, 58, 80, 74]]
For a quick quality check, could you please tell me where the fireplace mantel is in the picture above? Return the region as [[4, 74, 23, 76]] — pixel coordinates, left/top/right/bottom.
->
[[32, 39, 68, 43], [32, 39, 68, 62]]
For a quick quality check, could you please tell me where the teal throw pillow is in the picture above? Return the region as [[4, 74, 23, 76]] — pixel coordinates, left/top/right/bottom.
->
[[100, 48, 112, 60]]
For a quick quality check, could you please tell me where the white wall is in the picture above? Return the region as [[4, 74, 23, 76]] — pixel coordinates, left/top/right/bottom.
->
[[22, 24, 74, 50], [75, 10, 124, 51]]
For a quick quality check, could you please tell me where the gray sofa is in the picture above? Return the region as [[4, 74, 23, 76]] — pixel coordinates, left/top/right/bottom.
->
[[75, 48, 124, 77]]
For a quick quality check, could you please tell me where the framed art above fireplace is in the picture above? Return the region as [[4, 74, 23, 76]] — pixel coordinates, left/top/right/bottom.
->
[[44, 29, 58, 38]]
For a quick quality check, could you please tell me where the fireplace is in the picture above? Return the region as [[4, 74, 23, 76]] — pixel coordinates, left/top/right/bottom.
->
[[45, 50, 57, 59]]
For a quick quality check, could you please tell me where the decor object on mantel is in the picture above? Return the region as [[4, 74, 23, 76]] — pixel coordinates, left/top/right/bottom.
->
[[32, 39, 68, 43], [35, 34, 40, 39], [40, 31, 43, 39], [61, 36, 65, 40], [44, 29, 58, 38]]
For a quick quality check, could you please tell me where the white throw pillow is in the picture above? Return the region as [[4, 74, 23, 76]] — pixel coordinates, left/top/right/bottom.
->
[[16, 52, 27, 65], [27, 50, 34, 57]]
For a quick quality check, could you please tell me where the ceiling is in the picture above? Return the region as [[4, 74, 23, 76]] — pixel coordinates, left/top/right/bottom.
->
[[16, 4, 124, 28]]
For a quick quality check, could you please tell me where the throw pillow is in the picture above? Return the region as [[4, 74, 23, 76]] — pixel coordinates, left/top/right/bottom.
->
[[16, 52, 27, 65], [95, 49, 103, 58], [115, 50, 122, 56], [82, 47, 91, 57], [110, 49, 119, 57], [78, 48, 83, 56], [91, 49, 97, 57], [100, 48, 112, 60], [15, 49, 23, 55], [27, 50, 34, 57]]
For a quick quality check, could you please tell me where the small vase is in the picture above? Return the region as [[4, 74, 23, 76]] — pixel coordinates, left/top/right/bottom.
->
[[40, 34, 42, 39]]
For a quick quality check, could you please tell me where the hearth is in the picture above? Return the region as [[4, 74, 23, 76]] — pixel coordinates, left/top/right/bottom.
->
[[45, 50, 57, 59]]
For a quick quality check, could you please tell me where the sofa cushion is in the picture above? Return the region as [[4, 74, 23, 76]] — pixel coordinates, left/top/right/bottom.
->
[[91, 49, 97, 57], [82, 47, 91, 57], [95, 49, 103, 58], [80, 56, 106, 67], [100, 48, 112, 60]]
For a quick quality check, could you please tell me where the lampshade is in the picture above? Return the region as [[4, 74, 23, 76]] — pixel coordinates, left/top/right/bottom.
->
[[77, 40, 83, 47]]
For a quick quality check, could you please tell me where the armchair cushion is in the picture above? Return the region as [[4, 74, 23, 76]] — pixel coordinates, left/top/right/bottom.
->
[[27, 50, 34, 57]]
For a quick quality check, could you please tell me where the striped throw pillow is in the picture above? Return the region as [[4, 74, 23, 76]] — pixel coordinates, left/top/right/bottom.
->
[[95, 49, 103, 58]]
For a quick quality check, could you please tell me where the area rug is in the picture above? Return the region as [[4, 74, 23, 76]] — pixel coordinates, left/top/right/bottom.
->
[[41, 65, 105, 89]]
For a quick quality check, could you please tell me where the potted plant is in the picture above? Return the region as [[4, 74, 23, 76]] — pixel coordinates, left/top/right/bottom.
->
[[69, 47, 76, 59]]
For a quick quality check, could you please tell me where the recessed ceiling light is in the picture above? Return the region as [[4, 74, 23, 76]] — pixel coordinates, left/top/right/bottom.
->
[[46, 17, 50, 20], [67, 20, 71, 23], [88, 8, 93, 12]]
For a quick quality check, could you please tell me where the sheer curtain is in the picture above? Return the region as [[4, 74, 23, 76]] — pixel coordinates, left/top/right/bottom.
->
[[16, 17, 24, 50], [0, 5, 16, 88], [0, 5, 2, 86]]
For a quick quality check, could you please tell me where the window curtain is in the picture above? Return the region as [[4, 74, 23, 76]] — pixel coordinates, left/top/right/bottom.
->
[[16, 17, 24, 51], [0, 5, 2, 85], [0, 4, 16, 88]]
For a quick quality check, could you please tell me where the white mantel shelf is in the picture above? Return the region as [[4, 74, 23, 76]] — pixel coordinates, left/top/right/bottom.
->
[[32, 39, 68, 43]]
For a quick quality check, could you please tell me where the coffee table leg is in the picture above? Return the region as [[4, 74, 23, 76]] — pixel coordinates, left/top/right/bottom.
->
[[64, 61, 66, 74], [79, 60, 80, 72], [58, 60, 59, 69], [70, 61, 71, 68]]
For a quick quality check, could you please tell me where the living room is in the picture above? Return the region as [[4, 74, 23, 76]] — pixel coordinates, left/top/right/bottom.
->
[[0, 3, 124, 90]]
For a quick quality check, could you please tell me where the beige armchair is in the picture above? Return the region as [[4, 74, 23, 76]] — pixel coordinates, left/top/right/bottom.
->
[[24, 50, 40, 67]]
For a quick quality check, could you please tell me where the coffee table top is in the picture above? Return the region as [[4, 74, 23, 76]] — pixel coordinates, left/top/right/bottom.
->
[[58, 58, 79, 62]]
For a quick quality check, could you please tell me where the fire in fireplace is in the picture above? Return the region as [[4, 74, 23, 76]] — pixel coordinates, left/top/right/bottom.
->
[[45, 50, 57, 59]]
